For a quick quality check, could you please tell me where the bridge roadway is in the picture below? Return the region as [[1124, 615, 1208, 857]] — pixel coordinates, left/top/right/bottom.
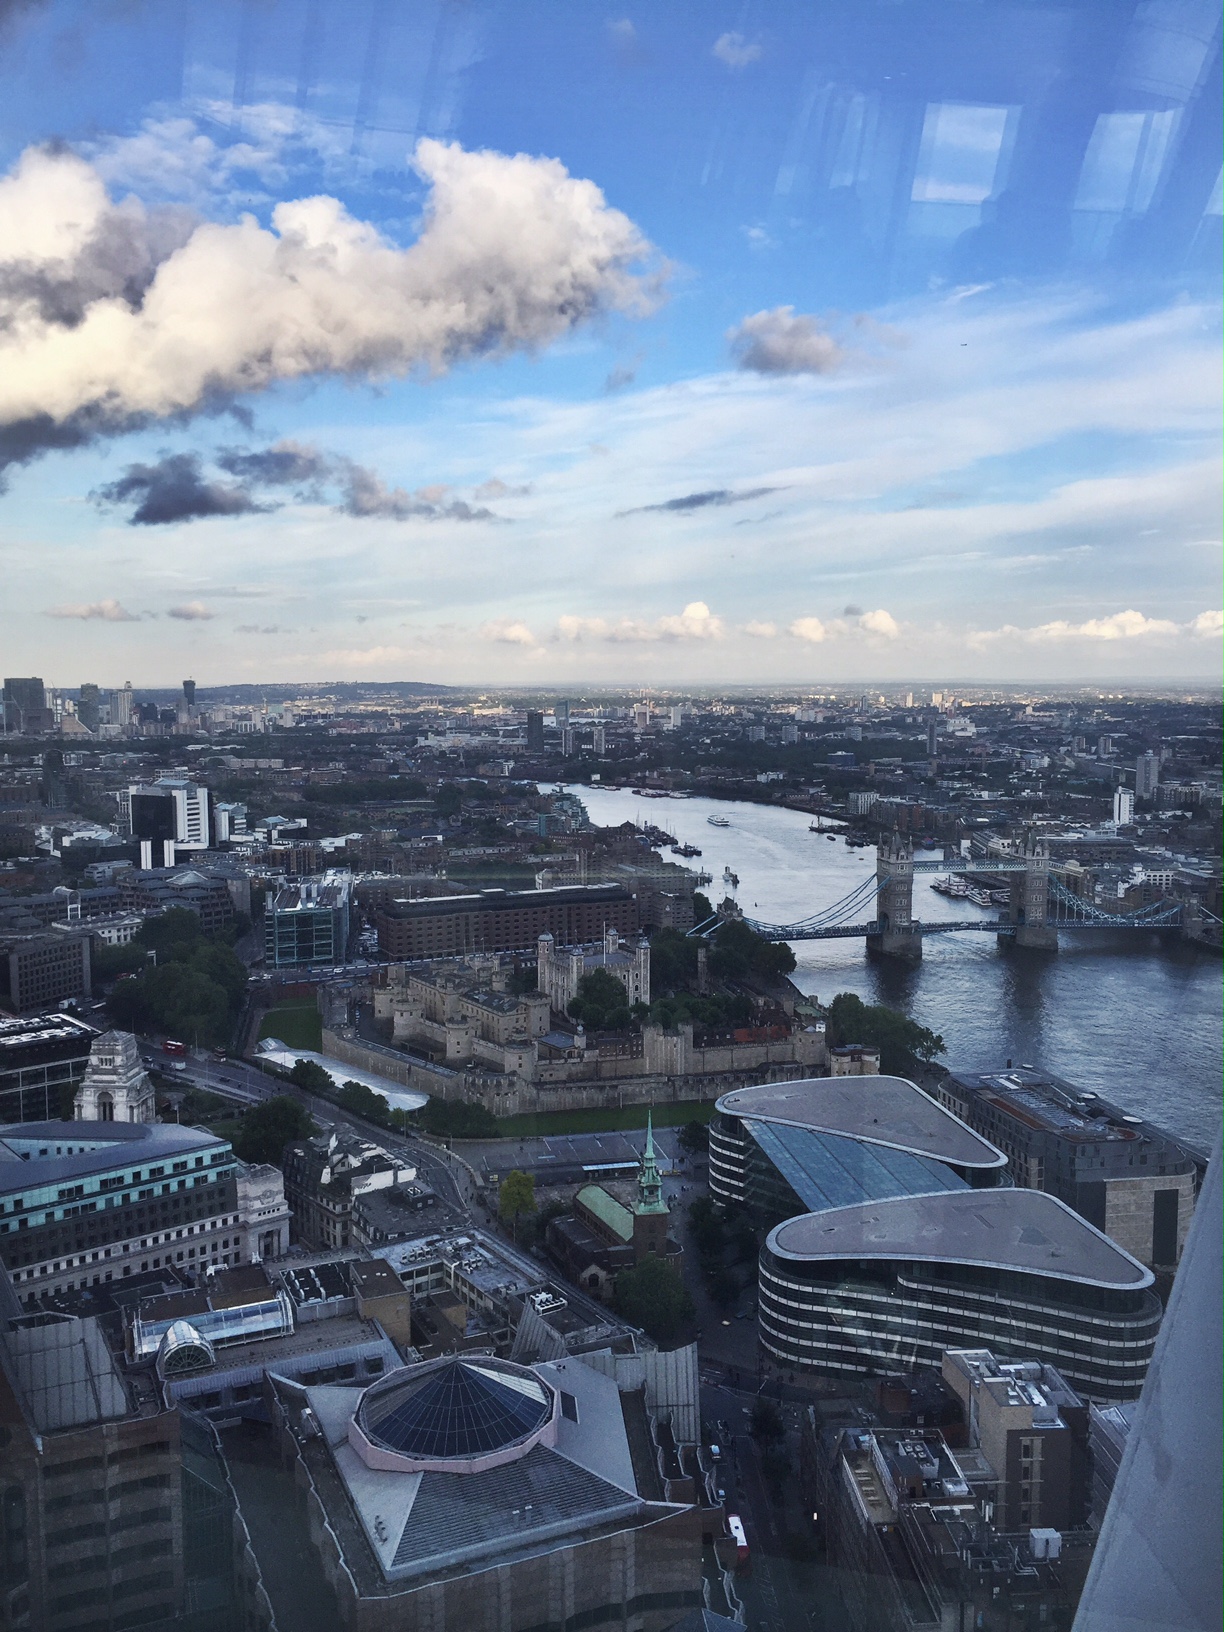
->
[[777, 917, 1015, 941]]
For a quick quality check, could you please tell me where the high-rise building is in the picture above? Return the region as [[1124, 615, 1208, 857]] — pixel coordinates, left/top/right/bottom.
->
[[592, 725, 606, 755], [181, 678, 196, 707], [77, 682, 101, 732], [109, 681, 134, 730], [927, 717, 939, 756], [1113, 786, 1135, 826], [1135, 750, 1160, 801], [560, 725, 575, 756], [554, 698, 570, 724], [2, 676, 54, 735], [123, 778, 210, 852], [525, 709, 546, 752]]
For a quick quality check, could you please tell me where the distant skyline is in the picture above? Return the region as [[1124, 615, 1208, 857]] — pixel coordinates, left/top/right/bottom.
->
[[0, 0, 1219, 687]]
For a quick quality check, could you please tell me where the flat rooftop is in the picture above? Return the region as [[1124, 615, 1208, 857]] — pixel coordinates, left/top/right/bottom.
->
[[0, 1119, 230, 1191], [718, 1077, 1005, 1170], [768, 1188, 1154, 1290]]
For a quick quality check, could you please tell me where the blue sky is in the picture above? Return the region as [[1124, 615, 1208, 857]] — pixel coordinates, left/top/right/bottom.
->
[[0, 0, 1219, 687]]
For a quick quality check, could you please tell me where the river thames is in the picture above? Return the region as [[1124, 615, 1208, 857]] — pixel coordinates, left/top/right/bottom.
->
[[565, 784, 1223, 1151]]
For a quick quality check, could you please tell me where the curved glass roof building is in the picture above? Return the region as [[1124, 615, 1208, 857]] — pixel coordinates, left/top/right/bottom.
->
[[713, 1077, 1160, 1401]]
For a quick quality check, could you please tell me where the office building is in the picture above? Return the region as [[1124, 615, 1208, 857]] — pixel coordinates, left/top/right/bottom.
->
[[0, 1116, 240, 1306], [2, 676, 55, 735], [938, 1065, 1199, 1269], [537, 924, 651, 1012], [592, 724, 607, 755], [1134, 750, 1160, 801], [77, 682, 101, 732], [109, 681, 135, 730], [1113, 786, 1135, 826], [72, 1029, 156, 1123], [212, 799, 248, 843], [709, 1075, 1008, 1229], [270, 1349, 703, 1632], [0, 1298, 189, 1631], [0, 931, 92, 1014], [761, 1188, 1159, 1400], [264, 871, 352, 967], [282, 1128, 416, 1251], [0, 1012, 98, 1123], [710, 1078, 1160, 1399], [375, 882, 639, 960], [941, 1348, 1091, 1532], [803, 1397, 1096, 1632], [122, 777, 210, 855], [525, 709, 546, 752]]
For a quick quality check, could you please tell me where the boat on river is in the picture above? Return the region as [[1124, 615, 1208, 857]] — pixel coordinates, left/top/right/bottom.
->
[[708, 815, 731, 827]]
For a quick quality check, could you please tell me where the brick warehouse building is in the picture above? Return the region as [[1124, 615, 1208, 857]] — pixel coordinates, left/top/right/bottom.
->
[[375, 883, 638, 959]]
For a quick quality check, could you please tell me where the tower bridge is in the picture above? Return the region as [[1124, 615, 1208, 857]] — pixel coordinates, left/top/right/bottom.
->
[[689, 833, 1219, 962]]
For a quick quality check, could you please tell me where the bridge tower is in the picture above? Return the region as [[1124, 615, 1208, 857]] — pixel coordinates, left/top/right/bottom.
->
[[1003, 831, 1059, 950], [873, 831, 922, 962]]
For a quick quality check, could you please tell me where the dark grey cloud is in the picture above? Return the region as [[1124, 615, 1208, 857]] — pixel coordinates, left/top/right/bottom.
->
[[617, 485, 779, 518], [843, 603, 864, 616], [216, 441, 329, 487], [93, 453, 270, 526], [337, 459, 496, 522]]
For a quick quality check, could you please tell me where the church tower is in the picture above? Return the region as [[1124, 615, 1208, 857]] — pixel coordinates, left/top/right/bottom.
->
[[631, 1111, 672, 1258], [74, 1031, 157, 1124]]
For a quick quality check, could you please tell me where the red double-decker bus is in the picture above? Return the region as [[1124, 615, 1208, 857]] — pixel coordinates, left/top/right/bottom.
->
[[162, 1039, 187, 1056]]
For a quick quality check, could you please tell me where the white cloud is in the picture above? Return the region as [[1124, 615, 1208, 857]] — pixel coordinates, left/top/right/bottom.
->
[[481, 619, 538, 646], [789, 617, 827, 643], [744, 620, 777, 638], [46, 598, 140, 622], [728, 306, 842, 374], [712, 32, 762, 69], [969, 608, 1187, 646], [166, 601, 215, 621], [0, 137, 658, 468], [1189, 609, 1223, 638], [558, 601, 724, 642], [858, 608, 899, 638]]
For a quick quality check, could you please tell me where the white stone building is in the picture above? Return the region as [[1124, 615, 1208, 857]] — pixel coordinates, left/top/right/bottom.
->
[[537, 927, 651, 1013], [73, 1030, 156, 1123], [234, 1160, 291, 1262]]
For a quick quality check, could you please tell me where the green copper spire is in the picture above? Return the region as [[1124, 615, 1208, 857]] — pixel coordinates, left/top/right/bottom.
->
[[635, 1110, 668, 1216]]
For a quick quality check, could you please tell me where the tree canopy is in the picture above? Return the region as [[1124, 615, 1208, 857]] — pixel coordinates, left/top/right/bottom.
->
[[288, 1058, 334, 1094], [826, 991, 945, 1075], [708, 918, 796, 981], [421, 1096, 499, 1138], [337, 1080, 391, 1126], [102, 908, 248, 1049], [498, 1169, 537, 1222], [230, 1096, 315, 1165], [566, 967, 633, 1032], [613, 1254, 695, 1346]]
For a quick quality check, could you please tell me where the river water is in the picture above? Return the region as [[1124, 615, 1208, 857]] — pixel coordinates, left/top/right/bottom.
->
[[564, 785, 1222, 1151]]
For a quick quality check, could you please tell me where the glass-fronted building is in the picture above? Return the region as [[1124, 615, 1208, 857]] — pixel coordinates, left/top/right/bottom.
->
[[711, 1077, 1160, 1401]]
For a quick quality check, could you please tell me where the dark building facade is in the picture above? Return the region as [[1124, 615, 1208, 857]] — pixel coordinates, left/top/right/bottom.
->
[[0, 1015, 99, 1124], [938, 1065, 1200, 1269], [0, 934, 92, 1015], [375, 883, 638, 959]]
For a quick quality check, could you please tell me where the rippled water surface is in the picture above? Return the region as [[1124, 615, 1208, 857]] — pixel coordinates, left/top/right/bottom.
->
[[567, 785, 1223, 1150]]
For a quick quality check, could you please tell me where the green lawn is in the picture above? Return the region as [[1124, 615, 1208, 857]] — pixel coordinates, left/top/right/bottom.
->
[[257, 1002, 322, 1052], [487, 1099, 716, 1139]]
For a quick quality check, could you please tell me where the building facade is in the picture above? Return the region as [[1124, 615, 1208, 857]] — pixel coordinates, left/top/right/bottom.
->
[[375, 883, 639, 960], [0, 1121, 241, 1306], [938, 1065, 1199, 1269], [0, 932, 91, 1014], [0, 1013, 98, 1124], [264, 873, 352, 968]]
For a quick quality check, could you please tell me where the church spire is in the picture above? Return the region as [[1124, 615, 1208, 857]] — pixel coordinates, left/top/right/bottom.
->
[[635, 1110, 668, 1216]]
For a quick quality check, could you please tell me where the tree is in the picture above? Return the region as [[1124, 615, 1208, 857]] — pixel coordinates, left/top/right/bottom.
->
[[649, 928, 699, 992], [707, 1266, 739, 1308], [422, 1097, 499, 1138], [613, 1255, 695, 1346], [289, 1058, 334, 1094], [760, 1442, 793, 1500], [693, 892, 713, 924], [677, 1119, 709, 1155], [136, 908, 205, 957], [337, 1080, 390, 1125], [231, 1097, 315, 1165], [750, 1398, 784, 1442], [708, 919, 796, 982], [826, 991, 945, 1075], [499, 1170, 537, 1230], [567, 968, 633, 1032]]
